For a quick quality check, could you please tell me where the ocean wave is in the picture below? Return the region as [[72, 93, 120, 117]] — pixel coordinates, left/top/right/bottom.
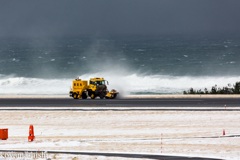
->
[[0, 74, 240, 95]]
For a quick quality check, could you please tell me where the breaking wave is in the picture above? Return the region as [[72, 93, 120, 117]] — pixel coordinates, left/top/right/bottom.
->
[[0, 74, 240, 95]]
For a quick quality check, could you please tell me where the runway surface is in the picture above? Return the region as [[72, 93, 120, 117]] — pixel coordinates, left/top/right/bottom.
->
[[0, 98, 240, 107]]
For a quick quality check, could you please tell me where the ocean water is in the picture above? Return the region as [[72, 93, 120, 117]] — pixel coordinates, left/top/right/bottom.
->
[[0, 34, 240, 95]]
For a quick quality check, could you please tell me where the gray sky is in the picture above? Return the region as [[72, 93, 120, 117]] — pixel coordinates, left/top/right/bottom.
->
[[0, 0, 240, 37]]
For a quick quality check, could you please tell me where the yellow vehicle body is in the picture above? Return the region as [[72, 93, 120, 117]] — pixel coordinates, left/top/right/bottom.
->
[[69, 77, 119, 99], [70, 79, 88, 99]]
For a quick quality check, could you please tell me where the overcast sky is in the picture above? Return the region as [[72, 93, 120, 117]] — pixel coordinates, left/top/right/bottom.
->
[[0, 0, 240, 37]]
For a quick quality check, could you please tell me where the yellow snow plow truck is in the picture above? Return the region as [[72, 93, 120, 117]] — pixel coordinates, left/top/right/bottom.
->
[[69, 77, 119, 99]]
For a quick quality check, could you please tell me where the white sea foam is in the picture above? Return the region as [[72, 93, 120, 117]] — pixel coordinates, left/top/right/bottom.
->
[[0, 74, 240, 95]]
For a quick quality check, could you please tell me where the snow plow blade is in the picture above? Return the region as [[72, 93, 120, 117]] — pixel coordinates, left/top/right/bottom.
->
[[105, 89, 119, 99]]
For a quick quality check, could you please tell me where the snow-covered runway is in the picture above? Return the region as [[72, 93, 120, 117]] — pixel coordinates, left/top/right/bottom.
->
[[0, 110, 239, 159]]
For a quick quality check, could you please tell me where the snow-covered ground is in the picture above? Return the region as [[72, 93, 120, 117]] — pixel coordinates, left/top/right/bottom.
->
[[0, 110, 240, 159]]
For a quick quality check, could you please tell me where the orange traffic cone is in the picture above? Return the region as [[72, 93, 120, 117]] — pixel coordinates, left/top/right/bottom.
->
[[28, 125, 35, 142]]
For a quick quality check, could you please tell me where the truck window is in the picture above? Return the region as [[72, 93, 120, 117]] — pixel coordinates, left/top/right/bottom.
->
[[96, 81, 105, 85]]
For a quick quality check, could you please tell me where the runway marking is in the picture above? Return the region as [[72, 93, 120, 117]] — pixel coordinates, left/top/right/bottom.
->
[[73, 134, 240, 142]]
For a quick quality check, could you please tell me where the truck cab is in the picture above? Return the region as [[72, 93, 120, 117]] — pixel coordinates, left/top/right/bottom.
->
[[88, 77, 106, 92], [87, 77, 108, 99]]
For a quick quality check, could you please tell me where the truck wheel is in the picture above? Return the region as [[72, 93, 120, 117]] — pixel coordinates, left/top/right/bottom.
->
[[88, 90, 92, 97], [113, 94, 117, 99], [90, 93, 95, 99], [82, 92, 87, 99], [72, 93, 78, 99], [100, 93, 105, 99]]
